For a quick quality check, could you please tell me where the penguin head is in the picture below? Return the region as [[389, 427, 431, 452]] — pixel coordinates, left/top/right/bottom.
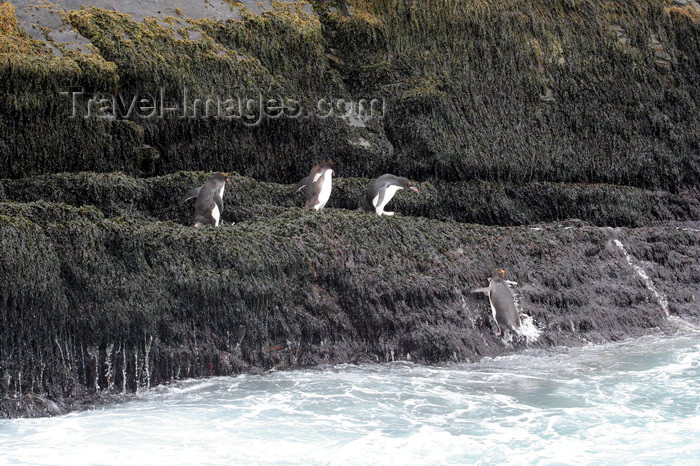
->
[[491, 268, 506, 279], [395, 176, 420, 194], [317, 161, 336, 176], [213, 172, 231, 184]]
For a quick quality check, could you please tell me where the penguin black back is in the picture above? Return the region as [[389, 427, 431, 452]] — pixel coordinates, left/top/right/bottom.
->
[[181, 173, 231, 227], [488, 269, 521, 333]]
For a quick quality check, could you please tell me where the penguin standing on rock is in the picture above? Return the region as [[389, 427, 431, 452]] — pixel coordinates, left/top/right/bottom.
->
[[294, 162, 335, 210], [471, 269, 521, 336], [362, 174, 420, 216], [180, 173, 231, 227]]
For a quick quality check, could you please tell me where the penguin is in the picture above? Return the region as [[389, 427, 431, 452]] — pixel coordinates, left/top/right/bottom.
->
[[180, 173, 231, 227], [362, 174, 420, 216], [293, 162, 335, 210], [471, 269, 521, 336]]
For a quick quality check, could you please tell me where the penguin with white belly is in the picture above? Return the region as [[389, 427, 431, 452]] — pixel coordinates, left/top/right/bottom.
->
[[362, 174, 420, 216], [180, 173, 231, 227], [294, 162, 335, 210], [471, 269, 521, 336]]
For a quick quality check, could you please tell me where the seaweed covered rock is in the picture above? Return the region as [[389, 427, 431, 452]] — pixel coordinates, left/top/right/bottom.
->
[[0, 1, 392, 181], [1, 0, 699, 187], [1, 203, 698, 417], [2, 0, 700, 419], [3, 172, 700, 227], [320, 0, 700, 189]]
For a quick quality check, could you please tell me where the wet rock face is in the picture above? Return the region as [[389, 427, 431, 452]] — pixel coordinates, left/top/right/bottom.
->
[[1, 203, 698, 417], [1, 1, 699, 417], [3, 172, 700, 228], [1, 0, 699, 188]]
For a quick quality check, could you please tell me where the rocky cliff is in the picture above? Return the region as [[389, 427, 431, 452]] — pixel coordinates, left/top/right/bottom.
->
[[1, 0, 699, 417]]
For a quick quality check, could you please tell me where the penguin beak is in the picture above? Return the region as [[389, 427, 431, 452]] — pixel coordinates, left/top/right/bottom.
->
[[409, 186, 420, 194]]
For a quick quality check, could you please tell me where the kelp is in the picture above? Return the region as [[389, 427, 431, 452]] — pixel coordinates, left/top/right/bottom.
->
[[1, 1, 698, 187], [2, 203, 697, 416], [1, 0, 699, 418], [3, 172, 699, 227]]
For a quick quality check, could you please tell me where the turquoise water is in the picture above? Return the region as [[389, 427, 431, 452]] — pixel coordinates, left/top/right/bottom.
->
[[1, 330, 699, 465]]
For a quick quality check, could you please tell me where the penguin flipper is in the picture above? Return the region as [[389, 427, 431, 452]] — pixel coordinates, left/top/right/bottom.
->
[[213, 192, 224, 216], [294, 176, 310, 193], [375, 187, 386, 208], [470, 287, 491, 294], [180, 186, 202, 205]]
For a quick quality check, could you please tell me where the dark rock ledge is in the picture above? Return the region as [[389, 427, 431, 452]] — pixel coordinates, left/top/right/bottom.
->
[[1, 200, 698, 418]]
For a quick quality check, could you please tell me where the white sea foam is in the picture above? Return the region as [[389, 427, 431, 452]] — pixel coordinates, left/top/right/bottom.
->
[[517, 314, 542, 340], [508, 282, 542, 341], [1, 333, 699, 465]]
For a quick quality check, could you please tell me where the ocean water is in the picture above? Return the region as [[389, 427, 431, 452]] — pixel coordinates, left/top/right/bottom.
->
[[1, 330, 699, 465]]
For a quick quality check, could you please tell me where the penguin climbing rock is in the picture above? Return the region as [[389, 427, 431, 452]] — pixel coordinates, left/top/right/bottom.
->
[[362, 174, 420, 216], [471, 269, 521, 336], [180, 173, 231, 227], [294, 162, 335, 210]]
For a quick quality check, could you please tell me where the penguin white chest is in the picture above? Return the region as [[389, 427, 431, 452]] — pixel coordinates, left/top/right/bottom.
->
[[315, 169, 333, 210], [211, 204, 220, 226], [213, 185, 225, 226], [487, 291, 498, 321], [373, 185, 402, 214]]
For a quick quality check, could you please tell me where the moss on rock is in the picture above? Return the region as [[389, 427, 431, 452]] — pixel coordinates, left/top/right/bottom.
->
[[1, 203, 697, 413], [3, 172, 699, 227], [320, 0, 700, 189], [2, 0, 700, 418], [2, 1, 698, 188]]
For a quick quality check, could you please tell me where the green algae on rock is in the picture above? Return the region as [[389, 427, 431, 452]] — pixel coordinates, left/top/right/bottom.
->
[[1, 0, 700, 418], [3, 172, 699, 227], [2, 0, 698, 186], [1, 1, 392, 181], [320, 0, 700, 189], [2, 204, 698, 417]]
